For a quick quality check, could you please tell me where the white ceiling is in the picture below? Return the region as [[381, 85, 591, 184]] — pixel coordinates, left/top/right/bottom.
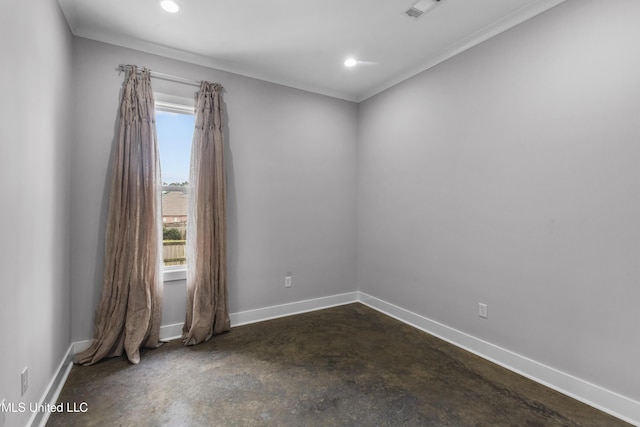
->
[[58, 0, 565, 102]]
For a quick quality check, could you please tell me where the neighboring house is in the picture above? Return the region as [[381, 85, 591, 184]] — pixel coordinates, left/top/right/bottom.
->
[[162, 191, 188, 226], [161, 191, 188, 265]]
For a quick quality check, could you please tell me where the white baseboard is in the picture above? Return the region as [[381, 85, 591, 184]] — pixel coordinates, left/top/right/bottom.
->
[[158, 292, 360, 341], [72, 339, 93, 355], [63, 290, 638, 425], [160, 323, 184, 341], [230, 292, 359, 327], [357, 292, 640, 426], [28, 344, 74, 427]]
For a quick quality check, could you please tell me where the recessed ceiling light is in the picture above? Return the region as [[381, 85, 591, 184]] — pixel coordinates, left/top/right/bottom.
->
[[344, 58, 358, 68], [160, 0, 181, 13]]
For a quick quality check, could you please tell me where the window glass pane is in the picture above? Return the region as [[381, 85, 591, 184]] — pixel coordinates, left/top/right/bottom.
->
[[157, 110, 193, 185], [156, 109, 194, 267]]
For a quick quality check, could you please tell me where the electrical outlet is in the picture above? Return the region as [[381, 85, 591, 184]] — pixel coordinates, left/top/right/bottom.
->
[[21, 367, 28, 396], [479, 303, 488, 319], [285, 272, 292, 288]]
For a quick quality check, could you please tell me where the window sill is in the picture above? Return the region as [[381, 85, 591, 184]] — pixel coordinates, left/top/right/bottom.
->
[[163, 267, 187, 282]]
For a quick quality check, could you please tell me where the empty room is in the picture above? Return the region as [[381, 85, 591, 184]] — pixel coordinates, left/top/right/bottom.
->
[[1, 0, 639, 425]]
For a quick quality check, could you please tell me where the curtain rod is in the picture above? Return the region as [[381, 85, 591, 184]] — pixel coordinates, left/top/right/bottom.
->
[[117, 65, 201, 87]]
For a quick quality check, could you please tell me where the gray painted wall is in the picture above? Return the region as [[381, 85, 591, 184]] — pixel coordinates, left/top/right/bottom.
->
[[2, 0, 638, 423], [0, 0, 74, 426], [357, 0, 640, 401], [70, 38, 359, 342]]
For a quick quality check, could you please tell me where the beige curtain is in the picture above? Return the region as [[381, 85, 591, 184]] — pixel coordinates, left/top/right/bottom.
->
[[182, 82, 230, 345], [76, 66, 163, 365]]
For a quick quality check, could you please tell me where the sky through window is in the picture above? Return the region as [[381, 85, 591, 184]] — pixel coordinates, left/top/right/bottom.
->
[[156, 110, 194, 184]]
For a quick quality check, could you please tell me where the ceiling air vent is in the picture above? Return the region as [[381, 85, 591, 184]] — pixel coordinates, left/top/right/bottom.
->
[[405, 7, 424, 18], [405, 0, 443, 19]]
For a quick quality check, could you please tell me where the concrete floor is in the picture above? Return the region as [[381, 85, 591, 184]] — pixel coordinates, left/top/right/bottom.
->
[[48, 303, 630, 426]]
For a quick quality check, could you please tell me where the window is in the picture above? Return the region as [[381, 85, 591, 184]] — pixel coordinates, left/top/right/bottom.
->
[[155, 99, 194, 271]]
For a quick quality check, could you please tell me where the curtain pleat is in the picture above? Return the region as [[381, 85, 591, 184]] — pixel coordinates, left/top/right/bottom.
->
[[182, 82, 230, 345], [76, 66, 163, 365]]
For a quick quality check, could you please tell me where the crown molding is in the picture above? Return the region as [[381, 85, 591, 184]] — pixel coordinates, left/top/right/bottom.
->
[[62, 0, 566, 103], [357, 0, 567, 102]]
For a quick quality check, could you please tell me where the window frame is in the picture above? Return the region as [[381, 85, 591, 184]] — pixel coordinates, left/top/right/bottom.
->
[[155, 95, 195, 282]]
